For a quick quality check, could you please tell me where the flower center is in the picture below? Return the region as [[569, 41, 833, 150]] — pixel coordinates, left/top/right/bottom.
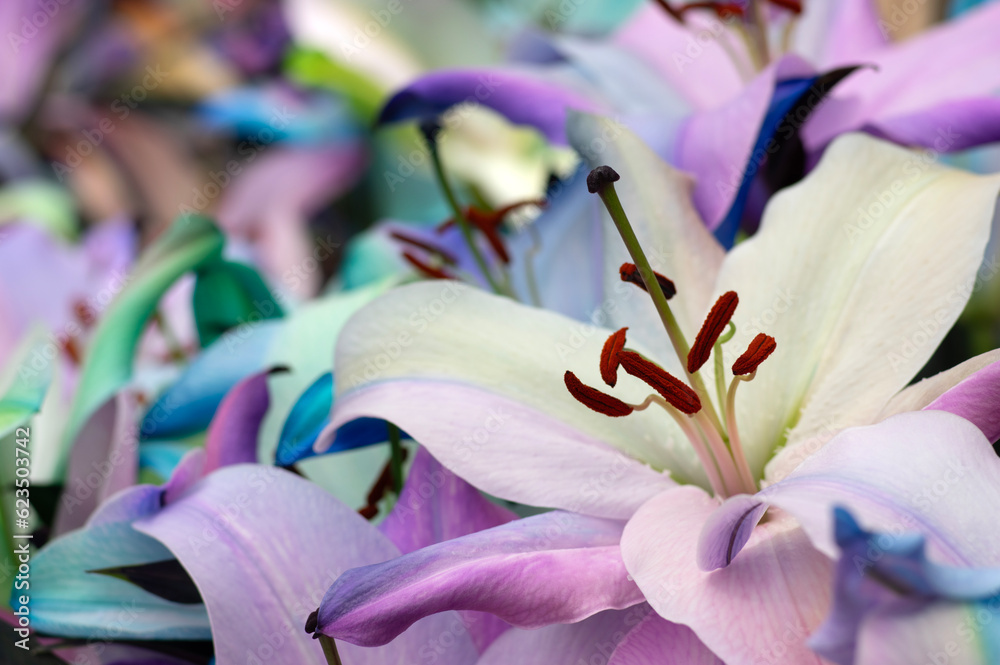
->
[[653, 0, 805, 74], [564, 167, 778, 499]]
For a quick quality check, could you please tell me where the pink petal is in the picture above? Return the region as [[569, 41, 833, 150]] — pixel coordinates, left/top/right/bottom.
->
[[621, 486, 832, 665]]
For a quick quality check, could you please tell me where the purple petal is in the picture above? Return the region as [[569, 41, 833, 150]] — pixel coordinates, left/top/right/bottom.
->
[[805, 1, 1000, 151], [793, 0, 887, 68], [478, 605, 657, 665], [86, 450, 206, 528], [202, 370, 275, 473], [608, 610, 724, 665], [134, 465, 477, 665], [314, 511, 643, 646], [611, 5, 744, 110], [677, 55, 815, 229], [323, 381, 675, 519], [696, 494, 769, 571], [53, 392, 137, 535], [865, 97, 1000, 151], [378, 69, 605, 144], [926, 358, 1000, 443], [378, 447, 518, 652], [379, 446, 516, 553], [757, 411, 1000, 567]]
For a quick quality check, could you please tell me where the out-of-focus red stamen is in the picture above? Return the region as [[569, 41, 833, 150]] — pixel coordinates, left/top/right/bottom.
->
[[600, 327, 628, 387], [402, 251, 455, 280], [688, 291, 739, 373], [390, 230, 458, 265], [619, 351, 701, 414], [438, 199, 546, 265], [768, 0, 801, 14], [654, 0, 745, 21], [61, 337, 83, 365], [564, 371, 634, 417], [732, 333, 777, 376], [619, 263, 677, 299], [73, 299, 96, 328]]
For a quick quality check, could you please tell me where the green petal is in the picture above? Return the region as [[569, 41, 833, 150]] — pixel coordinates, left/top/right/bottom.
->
[[61, 215, 225, 471]]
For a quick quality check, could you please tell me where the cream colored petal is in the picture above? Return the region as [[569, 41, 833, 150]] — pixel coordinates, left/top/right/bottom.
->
[[328, 281, 707, 487], [710, 133, 1000, 480]]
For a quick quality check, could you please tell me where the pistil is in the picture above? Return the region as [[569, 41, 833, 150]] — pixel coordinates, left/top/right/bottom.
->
[[587, 167, 725, 432], [569, 166, 779, 499]]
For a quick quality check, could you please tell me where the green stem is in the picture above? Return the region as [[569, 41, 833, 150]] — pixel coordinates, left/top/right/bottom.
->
[[318, 635, 344, 665], [596, 182, 725, 432], [388, 423, 404, 495], [425, 134, 505, 296]]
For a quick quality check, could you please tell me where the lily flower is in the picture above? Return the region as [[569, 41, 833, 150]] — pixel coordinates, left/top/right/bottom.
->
[[374, 0, 1000, 247], [312, 116, 1000, 662]]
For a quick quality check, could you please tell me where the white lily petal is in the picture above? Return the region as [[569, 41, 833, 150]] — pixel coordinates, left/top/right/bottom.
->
[[566, 112, 725, 368], [329, 281, 706, 486], [709, 133, 1000, 480]]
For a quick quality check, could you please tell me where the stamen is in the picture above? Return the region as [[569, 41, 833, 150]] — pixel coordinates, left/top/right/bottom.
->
[[61, 337, 83, 365], [652, 0, 745, 21], [600, 327, 628, 387], [618, 351, 701, 414], [733, 333, 777, 376], [73, 299, 96, 327], [688, 292, 739, 373], [564, 371, 634, 417], [768, 0, 801, 13], [401, 251, 455, 280], [438, 200, 546, 266], [390, 230, 458, 265], [619, 263, 677, 299]]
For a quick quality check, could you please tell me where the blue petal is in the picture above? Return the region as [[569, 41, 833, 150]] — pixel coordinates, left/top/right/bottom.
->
[[140, 320, 280, 440], [713, 75, 819, 249], [275, 372, 392, 466], [809, 507, 1000, 665]]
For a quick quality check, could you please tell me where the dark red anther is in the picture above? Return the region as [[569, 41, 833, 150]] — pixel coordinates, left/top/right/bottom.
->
[[73, 299, 96, 328], [61, 336, 82, 365], [390, 230, 458, 265], [402, 251, 455, 280], [688, 291, 739, 374], [654, 0, 745, 21], [732, 333, 777, 376], [768, 0, 802, 14], [618, 351, 701, 415], [564, 371, 634, 417], [600, 327, 628, 387], [619, 263, 677, 299]]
